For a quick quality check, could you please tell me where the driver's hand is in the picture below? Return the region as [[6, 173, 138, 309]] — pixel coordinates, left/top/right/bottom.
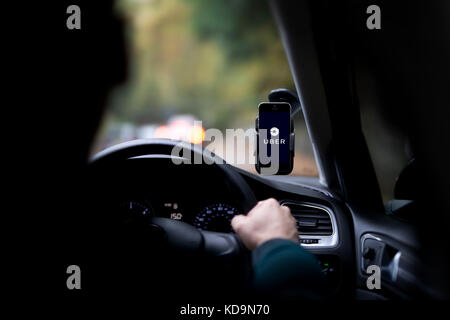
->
[[231, 198, 298, 250]]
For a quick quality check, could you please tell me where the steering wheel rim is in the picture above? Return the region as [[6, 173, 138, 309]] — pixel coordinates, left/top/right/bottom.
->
[[91, 139, 257, 213], [89, 138, 257, 263]]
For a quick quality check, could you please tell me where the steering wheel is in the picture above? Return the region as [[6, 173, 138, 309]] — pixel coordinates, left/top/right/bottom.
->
[[90, 139, 257, 261]]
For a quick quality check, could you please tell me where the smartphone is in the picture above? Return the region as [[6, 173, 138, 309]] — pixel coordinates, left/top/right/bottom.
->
[[256, 102, 293, 175]]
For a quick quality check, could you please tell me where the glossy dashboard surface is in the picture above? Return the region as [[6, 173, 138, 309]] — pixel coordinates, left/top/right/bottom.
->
[[88, 157, 354, 297]]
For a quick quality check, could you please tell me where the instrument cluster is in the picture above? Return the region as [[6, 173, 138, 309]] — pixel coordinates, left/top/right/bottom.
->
[[119, 200, 240, 232]]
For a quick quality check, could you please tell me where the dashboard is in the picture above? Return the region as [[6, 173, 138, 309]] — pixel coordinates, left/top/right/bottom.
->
[[97, 158, 247, 234], [98, 157, 348, 250], [91, 156, 354, 298], [89, 141, 433, 300], [119, 199, 240, 233], [110, 165, 429, 299]]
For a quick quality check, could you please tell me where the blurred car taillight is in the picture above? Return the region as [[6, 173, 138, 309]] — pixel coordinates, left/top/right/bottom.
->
[[153, 116, 205, 144]]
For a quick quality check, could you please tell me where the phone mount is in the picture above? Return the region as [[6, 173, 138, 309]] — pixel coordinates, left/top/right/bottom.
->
[[255, 88, 301, 175], [268, 88, 302, 117]]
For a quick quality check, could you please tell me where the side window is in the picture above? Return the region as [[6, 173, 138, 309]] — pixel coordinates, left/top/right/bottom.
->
[[357, 69, 410, 202]]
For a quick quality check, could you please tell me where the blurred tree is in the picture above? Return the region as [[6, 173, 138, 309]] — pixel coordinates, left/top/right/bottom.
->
[[187, 0, 273, 61], [104, 0, 293, 130]]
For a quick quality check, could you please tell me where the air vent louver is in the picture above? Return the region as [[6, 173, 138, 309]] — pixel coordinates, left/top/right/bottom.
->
[[282, 202, 333, 236]]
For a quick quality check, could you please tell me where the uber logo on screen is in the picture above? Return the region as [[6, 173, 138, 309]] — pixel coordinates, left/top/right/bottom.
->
[[264, 127, 285, 145], [270, 127, 279, 136]]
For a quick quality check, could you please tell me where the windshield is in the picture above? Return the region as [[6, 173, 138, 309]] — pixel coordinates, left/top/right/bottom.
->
[[92, 0, 318, 176]]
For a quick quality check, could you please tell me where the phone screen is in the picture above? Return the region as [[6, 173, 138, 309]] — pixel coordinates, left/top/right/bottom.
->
[[257, 102, 292, 174]]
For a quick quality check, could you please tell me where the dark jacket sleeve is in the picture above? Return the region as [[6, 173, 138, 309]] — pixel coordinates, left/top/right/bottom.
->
[[251, 238, 326, 300]]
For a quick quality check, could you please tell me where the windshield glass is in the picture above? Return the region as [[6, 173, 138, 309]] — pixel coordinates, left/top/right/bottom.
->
[[92, 0, 318, 176]]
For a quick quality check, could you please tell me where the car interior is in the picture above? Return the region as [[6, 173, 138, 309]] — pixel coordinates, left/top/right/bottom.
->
[[16, 0, 450, 310]]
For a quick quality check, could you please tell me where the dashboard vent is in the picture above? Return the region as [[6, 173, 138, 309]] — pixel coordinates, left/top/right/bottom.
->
[[282, 202, 333, 236]]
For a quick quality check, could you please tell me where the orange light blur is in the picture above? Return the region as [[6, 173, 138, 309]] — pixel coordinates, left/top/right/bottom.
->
[[153, 122, 205, 144], [153, 125, 170, 139], [190, 125, 206, 144]]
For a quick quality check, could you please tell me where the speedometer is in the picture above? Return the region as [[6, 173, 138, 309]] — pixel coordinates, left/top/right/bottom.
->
[[193, 203, 239, 232], [119, 200, 153, 222]]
